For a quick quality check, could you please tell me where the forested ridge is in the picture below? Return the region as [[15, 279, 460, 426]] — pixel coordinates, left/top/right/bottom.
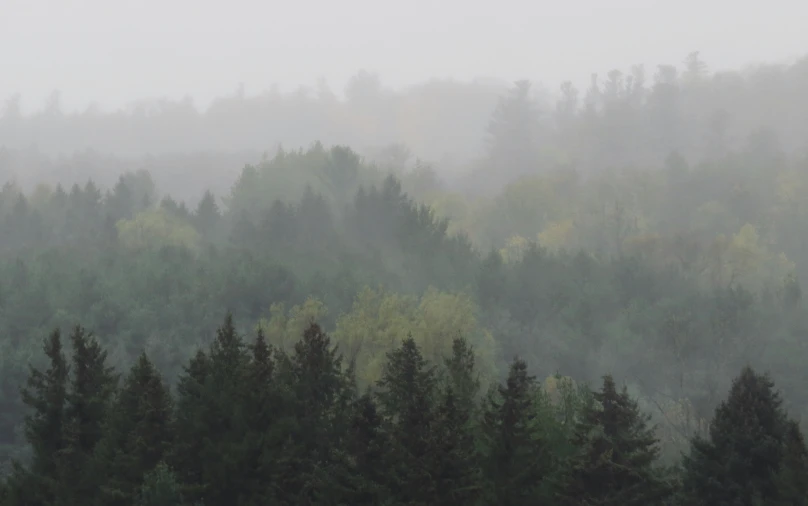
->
[[2, 54, 808, 504]]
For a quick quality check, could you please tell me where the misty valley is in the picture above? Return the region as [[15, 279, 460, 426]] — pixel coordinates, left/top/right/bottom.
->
[[1, 53, 808, 505]]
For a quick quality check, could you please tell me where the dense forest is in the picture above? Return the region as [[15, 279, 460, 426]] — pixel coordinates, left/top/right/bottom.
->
[[1, 53, 808, 504]]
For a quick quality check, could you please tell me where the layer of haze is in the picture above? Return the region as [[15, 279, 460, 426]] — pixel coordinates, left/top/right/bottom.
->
[[2, 0, 806, 113]]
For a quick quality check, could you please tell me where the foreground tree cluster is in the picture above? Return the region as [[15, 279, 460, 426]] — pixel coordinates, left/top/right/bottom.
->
[[1, 315, 805, 506]]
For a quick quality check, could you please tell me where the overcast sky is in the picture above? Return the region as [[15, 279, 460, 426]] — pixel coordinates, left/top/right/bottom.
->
[[1, 0, 806, 114]]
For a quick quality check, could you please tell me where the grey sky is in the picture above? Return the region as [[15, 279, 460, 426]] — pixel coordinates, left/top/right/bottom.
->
[[2, 0, 806, 114]]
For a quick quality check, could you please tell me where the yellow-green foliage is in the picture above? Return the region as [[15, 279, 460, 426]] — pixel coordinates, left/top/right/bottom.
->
[[116, 209, 200, 251], [252, 288, 498, 388], [334, 286, 499, 387], [255, 298, 328, 352]]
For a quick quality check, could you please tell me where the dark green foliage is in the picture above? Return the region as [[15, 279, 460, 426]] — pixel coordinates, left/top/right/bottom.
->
[[272, 322, 354, 505], [557, 375, 673, 506], [376, 337, 438, 504], [682, 366, 800, 505], [169, 349, 210, 502], [4, 330, 69, 505], [171, 313, 252, 505], [59, 325, 119, 504], [479, 358, 549, 505], [344, 393, 391, 504], [431, 386, 483, 506], [772, 420, 808, 506], [135, 462, 183, 506], [95, 353, 174, 506], [444, 336, 482, 420]]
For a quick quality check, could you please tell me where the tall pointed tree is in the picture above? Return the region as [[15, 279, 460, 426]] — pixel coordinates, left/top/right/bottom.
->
[[135, 462, 183, 506], [169, 349, 210, 502], [5, 330, 69, 506], [95, 353, 174, 506], [344, 392, 391, 504], [682, 366, 796, 505], [557, 375, 673, 506], [376, 337, 438, 504], [60, 325, 118, 504], [171, 313, 251, 505], [443, 336, 481, 420], [273, 322, 354, 505], [431, 386, 483, 506], [479, 357, 549, 506]]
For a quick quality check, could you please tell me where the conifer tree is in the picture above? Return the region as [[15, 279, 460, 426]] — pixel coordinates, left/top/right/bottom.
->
[[193, 189, 220, 235], [172, 313, 251, 505], [557, 375, 672, 506], [479, 357, 548, 506], [432, 386, 483, 506], [344, 392, 391, 504], [95, 353, 174, 506], [444, 336, 481, 420], [240, 328, 290, 505], [5, 330, 69, 506], [682, 366, 796, 505], [376, 337, 439, 504], [135, 462, 183, 506], [59, 325, 118, 504], [273, 322, 354, 505], [169, 349, 210, 502]]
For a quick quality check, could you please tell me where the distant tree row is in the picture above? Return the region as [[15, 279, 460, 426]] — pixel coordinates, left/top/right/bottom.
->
[[2, 53, 808, 188]]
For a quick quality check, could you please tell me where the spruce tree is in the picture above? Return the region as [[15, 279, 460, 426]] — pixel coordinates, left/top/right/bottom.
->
[[5, 330, 69, 506], [344, 392, 391, 505], [376, 337, 438, 504], [557, 375, 672, 506], [169, 349, 210, 502], [432, 386, 483, 506], [193, 189, 220, 235], [240, 328, 290, 505], [444, 336, 481, 421], [95, 353, 174, 506], [479, 357, 548, 506], [773, 419, 808, 506], [60, 325, 118, 504], [682, 366, 795, 505], [171, 313, 251, 505], [135, 462, 183, 506], [273, 322, 354, 505]]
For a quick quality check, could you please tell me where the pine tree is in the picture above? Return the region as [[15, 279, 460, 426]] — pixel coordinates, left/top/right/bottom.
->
[[557, 375, 673, 506], [95, 353, 174, 506], [273, 322, 354, 505], [169, 349, 210, 502], [682, 366, 795, 505], [171, 313, 251, 505], [5, 330, 69, 506], [376, 337, 438, 504], [344, 392, 391, 504], [773, 419, 808, 506], [193, 190, 220, 236], [432, 386, 483, 506], [240, 328, 291, 505], [59, 325, 118, 504], [135, 462, 183, 506], [444, 336, 481, 420], [479, 357, 548, 506]]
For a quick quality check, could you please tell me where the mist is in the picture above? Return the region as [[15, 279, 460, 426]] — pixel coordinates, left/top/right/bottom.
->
[[2, 2, 808, 505]]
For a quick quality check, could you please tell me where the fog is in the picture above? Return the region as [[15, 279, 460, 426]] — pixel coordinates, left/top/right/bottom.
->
[[3, 3, 808, 504], [3, 0, 806, 112]]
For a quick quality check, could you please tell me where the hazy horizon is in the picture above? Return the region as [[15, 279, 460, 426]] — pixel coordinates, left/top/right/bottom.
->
[[3, 0, 807, 114]]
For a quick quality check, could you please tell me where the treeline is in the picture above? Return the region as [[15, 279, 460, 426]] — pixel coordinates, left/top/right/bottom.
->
[[2, 54, 808, 188], [1, 144, 808, 473], [2, 315, 806, 505]]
